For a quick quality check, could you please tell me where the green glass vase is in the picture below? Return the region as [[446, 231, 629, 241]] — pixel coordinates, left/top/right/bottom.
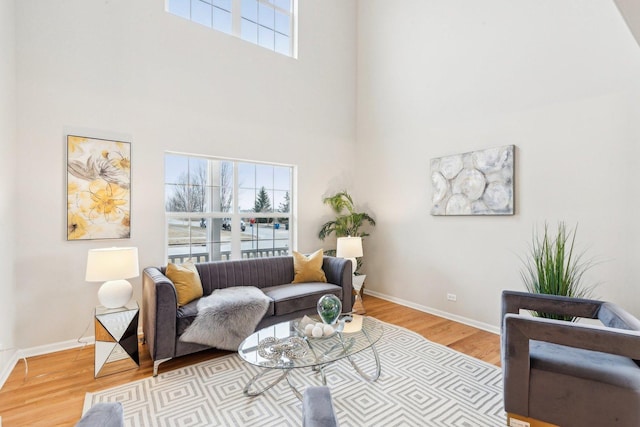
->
[[317, 294, 342, 325]]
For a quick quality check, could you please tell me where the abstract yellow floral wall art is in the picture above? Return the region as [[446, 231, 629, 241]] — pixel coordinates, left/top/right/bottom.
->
[[67, 135, 131, 240]]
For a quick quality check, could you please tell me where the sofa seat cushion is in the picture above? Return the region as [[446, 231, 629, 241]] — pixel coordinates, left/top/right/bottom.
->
[[176, 292, 275, 336], [261, 283, 342, 316], [530, 341, 640, 389]]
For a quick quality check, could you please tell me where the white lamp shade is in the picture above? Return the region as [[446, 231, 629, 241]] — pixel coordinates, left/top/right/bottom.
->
[[86, 247, 140, 281], [86, 247, 139, 308], [336, 237, 363, 259]]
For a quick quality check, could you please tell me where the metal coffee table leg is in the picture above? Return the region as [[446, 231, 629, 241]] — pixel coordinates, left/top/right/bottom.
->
[[341, 328, 381, 381], [243, 369, 291, 397]]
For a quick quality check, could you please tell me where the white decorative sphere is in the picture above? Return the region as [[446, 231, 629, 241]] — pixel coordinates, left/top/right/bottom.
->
[[312, 326, 324, 338], [305, 324, 315, 336], [322, 324, 335, 336]]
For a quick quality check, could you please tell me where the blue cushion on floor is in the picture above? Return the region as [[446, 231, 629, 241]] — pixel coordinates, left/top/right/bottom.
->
[[303, 386, 339, 427], [76, 402, 124, 427]]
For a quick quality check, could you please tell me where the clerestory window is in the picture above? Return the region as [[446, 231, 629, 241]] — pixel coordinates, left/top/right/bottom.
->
[[165, 153, 295, 263], [166, 0, 297, 57]]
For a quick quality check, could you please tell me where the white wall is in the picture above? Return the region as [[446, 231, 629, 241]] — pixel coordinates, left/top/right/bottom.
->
[[0, 0, 17, 375], [356, 0, 640, 328], [14, 0, 357, 348]]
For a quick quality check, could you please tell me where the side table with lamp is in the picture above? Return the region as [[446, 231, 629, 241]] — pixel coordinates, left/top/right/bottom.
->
[[336, 236, 366, 315], [85, 247, 141, 378]]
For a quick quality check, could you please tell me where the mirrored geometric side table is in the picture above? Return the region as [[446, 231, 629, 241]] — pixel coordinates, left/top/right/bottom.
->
[[94, 301, 140, 378]]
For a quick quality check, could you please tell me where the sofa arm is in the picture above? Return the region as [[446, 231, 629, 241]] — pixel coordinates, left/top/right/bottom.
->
[[322, 256, 353, 313], [142, 267, 179, 361], [502, 313, 640, 416], [501, 290, 602, 326]]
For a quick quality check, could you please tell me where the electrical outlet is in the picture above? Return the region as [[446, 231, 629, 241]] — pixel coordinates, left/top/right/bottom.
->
[[509, 418, 530, 427], [446, 293, 457, 302]]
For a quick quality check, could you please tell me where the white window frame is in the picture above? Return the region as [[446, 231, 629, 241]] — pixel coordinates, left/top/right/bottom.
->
[[164, 152, 296, 263], [165, 0, 298, 58]]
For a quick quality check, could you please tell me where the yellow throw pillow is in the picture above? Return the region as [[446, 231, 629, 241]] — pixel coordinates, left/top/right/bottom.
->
[[166, 261, 204, 307], [292, 249, 327, 284]]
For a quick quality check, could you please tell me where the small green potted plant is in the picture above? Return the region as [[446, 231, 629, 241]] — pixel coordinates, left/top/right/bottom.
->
[[520, 222, 598, 321]]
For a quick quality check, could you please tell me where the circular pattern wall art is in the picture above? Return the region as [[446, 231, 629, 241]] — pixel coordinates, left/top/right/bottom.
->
[[430, 145, 514, 216]]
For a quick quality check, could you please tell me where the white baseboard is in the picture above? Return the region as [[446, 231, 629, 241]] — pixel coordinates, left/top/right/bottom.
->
[[19, 337, 95, 359], [0, 349, 19, 391], [0, 326, 144, 390], [0, 338, 93, 390], [364, 289, 500, 335]]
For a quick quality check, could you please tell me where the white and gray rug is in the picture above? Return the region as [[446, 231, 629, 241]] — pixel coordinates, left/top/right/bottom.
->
[[84, 322, 505, 426]]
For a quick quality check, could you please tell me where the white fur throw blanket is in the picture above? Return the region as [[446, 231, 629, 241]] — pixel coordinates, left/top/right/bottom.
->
[[179, 286, 271, 351]]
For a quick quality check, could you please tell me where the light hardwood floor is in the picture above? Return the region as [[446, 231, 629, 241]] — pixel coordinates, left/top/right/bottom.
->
[[0, 295, 501, 426]]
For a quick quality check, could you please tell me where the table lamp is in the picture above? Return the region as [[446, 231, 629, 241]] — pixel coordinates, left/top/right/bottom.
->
[[336, 236, 366, 314], [86, 247, 139, 308]]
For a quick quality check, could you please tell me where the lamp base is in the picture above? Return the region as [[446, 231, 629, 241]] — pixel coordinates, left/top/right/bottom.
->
[[98, 279, 133, 308]]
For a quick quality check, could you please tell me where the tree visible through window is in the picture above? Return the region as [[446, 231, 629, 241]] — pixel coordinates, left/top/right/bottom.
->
[[165, 153, 294, 263]]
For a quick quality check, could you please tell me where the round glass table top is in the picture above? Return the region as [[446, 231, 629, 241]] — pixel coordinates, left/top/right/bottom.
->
[[238, 315, 383, 369]]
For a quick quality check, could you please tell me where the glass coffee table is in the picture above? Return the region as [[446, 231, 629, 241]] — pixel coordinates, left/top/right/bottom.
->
[[238, 315, 383, 399]]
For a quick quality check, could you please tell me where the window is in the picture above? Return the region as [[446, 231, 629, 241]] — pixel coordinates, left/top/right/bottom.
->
[[165, 153, 294, 263], [166, 0, 297, 57]]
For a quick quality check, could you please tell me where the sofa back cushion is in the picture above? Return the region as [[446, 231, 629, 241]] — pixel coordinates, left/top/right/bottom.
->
[[194, 256, 296, 296]]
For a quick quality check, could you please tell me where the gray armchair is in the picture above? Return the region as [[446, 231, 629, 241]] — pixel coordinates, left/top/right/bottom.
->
[[501, 290, 640, 427]]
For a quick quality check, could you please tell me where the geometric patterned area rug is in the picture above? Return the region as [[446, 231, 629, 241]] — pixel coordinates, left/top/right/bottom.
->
[[84, 321, 505, 426]]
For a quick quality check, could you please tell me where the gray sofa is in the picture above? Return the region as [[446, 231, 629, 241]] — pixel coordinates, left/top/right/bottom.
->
[[501, 290, 640, 427], [143, 256, 353, 376]]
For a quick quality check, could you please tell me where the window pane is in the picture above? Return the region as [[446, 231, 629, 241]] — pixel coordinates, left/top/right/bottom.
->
[[164, 184, 189, 212], [208, 185, 232, 212], [241, 0, 258, 22], [191, 0, 213, 27], [238, 162, 256, 189], [274, 0, 290, 12], [167, 217, 193, 262], [208, 242, 230, 261], [275, 33, 289, 56], [258, 3, 275, 29], [256, 164, 273, 189], [212, 160, 233, 212], [274, 190, 290, 212], [258, 26, 275, 50], [165, 154, 188, 185], [241, 19, 258, 43], [213, 7, 232, 34], [275, 11, 289, 35], [273, 166, 290, 190], [167, 0, 190, 19], [212, 0, 231, 11], [253, 187, 274, 213], [241, 220, 289, 258], [238, 188, 256, 212], [165, 184, 194, 212], [188, 158, 207, 185]]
